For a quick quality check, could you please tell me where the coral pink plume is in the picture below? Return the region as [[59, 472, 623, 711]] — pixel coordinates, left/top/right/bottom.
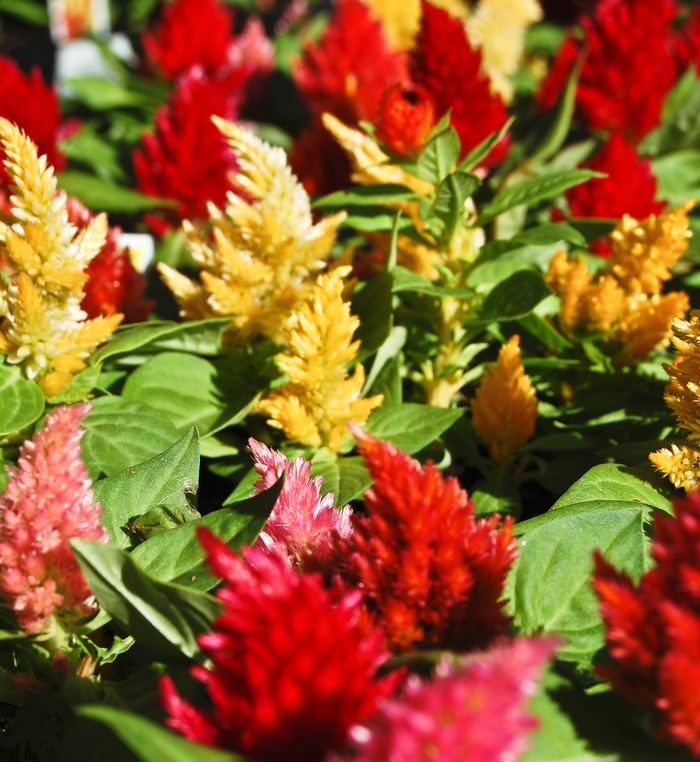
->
[[0, 404, 107, 634]]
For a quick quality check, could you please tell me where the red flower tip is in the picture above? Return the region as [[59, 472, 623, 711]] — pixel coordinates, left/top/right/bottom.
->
[[411, 0, 509, 164], [336, 430, 517, 653], [594, 490, 700, 754], [561, 132, 665, 256], [0, 56, 64, 188], [164, 530, 397, 761], [375, 83, 436, 159], [293, 0, 408, 125]]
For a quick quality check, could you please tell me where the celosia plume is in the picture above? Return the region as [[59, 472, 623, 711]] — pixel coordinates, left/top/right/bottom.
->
[[0, 118, 122, 396], [336, 638, 557, 762], [157, 118, 346, 341], [255, 267, 383, 452], [537, 0, 677, 144], [133, 69, 241, 234], [247, 438, 353, 566], [471, 335, 538, 464], [594, 490, 700, 755], [162, 530, 398, 761], [374, 83, 435, 159], [0, 404, 107, 635], [331, 427, 517, 653]]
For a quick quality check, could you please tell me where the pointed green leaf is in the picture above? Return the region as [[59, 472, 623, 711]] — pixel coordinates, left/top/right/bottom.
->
[[479, 269, 552, 322], [0, 364, 44, 436], [365, 403, 464, 453], [416, 127, 461, 184]]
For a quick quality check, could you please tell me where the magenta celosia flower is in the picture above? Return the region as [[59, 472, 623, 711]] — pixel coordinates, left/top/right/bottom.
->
[[0, 403, 107, 635], [248, 438, 352, 566], [162, 530, 399, 761], [336, 637, 557, 762]]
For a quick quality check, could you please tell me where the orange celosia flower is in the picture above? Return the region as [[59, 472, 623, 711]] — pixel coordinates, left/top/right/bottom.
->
[[374, 83, 435, 159], [471, 335, 538, 464], [331, 427, 517, 653]]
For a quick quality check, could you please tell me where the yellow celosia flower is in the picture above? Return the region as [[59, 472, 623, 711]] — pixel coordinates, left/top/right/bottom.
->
[[363, 0, 468, 50], [466, 0, 542, 103], [471, 335, 537, 464], [608, 201, 694, 295], [650, 444, 700, 493], [0, 118, 122, 396], [157, 118, 346, 343], [255, 267, 383, 453]]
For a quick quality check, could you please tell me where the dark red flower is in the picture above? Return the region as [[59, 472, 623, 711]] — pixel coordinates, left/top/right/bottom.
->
[[538, 0, 678, 144], [293, 0, 408, 125], [375, 83, 436, 159], [133, 69, 240, 234], [675, 6, 700, 75], [67, 199, 153, 323], [289, 117, 353, 197], [0, 56, 64, 188], [410, 1, 509, 164], [162, 529, 398, 761], [594, 490, 700, 755], [560, 133, 665, 256], [331, 426, 517, 654]]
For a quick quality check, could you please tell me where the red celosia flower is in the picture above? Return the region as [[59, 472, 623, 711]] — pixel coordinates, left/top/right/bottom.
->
[[410, 1, 509, 164], [331, 426, 517, 654], [0, 56, 64, 188], [66, 198, 153, 323], [594, 490, 700, 755], [560, 132, 665, 255], [0, 404, 107, 635], [335, 638, 557, 762], [675, 6, 700, 75], [162, 529, 398, 761], [142, 0, 235, 80], [293, 0, 408, 125], [247, 438, 353, 566], [133, 69, 240, 233], [537, 0, 678, 144], [375, 83, 436, 159], [289, 116, 353, 197]]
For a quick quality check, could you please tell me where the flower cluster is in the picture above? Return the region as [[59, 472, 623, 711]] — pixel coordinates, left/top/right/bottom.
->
[[162, 530, 398, 761], [0, 119, 122, 396], [594, 490, 700, 755], [331, 427, 517, 653], [256, 267, 383, 452], [157, 118, 346, 341], [0, 404, 107, 635], [471, 335, 538, 465], [248, 437, 353, 566], [546, 202, 692, 366]]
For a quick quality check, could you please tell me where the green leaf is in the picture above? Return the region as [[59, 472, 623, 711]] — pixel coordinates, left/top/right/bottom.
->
[[458, 118, 513, 172], [45, 364, 102, 405], [352, 271, 394, 360], [416, 127, 461, 184], [67, 77, 155, 110], [518, 313, 573, 351], [81, 397, 181, 480], [471, 477, 522, 517], [0, 364, 44, 436], [0, 0, 48, 24], [531, 61, 579, 163], [343, 208, 415, 232], [391, 265, 473, 299], [122, 353, 256, 436], [363, 325, 407, 394], [476, 170, 605, 227], [640, 73, 700, 156], [72, 540, 221, 661], [60, 126, 128, 183], [77, 705, 246, 762], [479, 269, 552, 322], [310, 455, 371, 505], [93, 428, 200, 549], [651, 149, 700, 206], [57, 172, 172, 213], [365, 403, 464, 454], [566, 218, 617, 242], [552, 463, 673, 514], [506, 501, 652, 670], [512, 222, 586, 247], [428, 171, 482, 236], [313, 184, 419, 208], [130, 478, 284, 591]]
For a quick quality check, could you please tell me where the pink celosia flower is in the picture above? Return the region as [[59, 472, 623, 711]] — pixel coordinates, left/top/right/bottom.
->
[[248, 438, 352, 566], [335, 637, 557, 762], [0, 404, 107, 635], [161, 530, 399, 761]]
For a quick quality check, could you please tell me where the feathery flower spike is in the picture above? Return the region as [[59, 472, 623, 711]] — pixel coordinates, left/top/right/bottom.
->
[[594, 490, 700, 754], [0, 118, 122, 396], [471, 335, 538, 464], [331, 426, 517, 653], [255, 267, 383, 451], [247, 438, 353, 566], [158, 118, 346, 342], [161, 530, 398, 761], [0, 404, 107, 635], [334, 637, 557, 762]]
